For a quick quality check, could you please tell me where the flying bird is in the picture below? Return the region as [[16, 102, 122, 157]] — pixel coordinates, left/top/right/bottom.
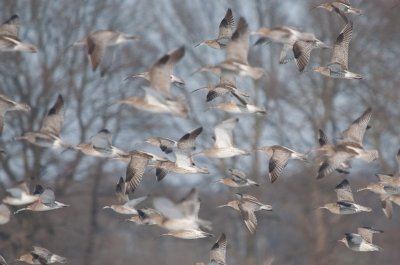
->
[[196, 233, 227, 265], [338, 227, 383, 252], [255, 145, 308, 183], [2, 180, 38, 205], [195, 8, 235, 50], [124, 71, 185, 88], [303, 21, 361, 79], [8, 95, 76, 151], [313, 179, 372, 214], [73, 30, 138, 76], [213, 169, 260, 187], [316, 107, 379, 179], [103, 177, 149, 214], [15, 246, 67, 264], [311, 1, 361, 23], [217, 193, 272, 235]]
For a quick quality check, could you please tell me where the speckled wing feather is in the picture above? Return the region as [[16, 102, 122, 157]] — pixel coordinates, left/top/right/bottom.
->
[[0, 15, 20, 38], [177, 127, 203, 150], [218, 8, 234, 39], [115, 176, 129, 204], [149, 46, 185, 95], [335, 179, 354, 202], [342, 107, 372, 145], [29, 253, 47, 265], [317, 151, 353, 179], [334, 0, 351, 6], [293, 40, 314, 72], [330, 21, 353, 70], [157, 138, 176, 154], [357, 227, 384, 244], [86, 31, 117, 72], [318, 129, 332, 146], [40, 95, 65, 137], [210, 233, 227, 265], [269, 149, 290, 183], [225, 17, 249, 65], [238, 202, 257, 235], [125, 152, 151, 193]]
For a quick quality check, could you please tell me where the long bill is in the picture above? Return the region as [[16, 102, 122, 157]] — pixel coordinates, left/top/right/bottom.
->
[[124, 74, 140, 81], [194, 43, 205, 48], [216, 204, 228, 209]]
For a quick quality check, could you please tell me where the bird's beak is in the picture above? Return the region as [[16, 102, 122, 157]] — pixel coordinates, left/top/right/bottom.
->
[[194, 43, 205, 48], [307, 147, 323, 154], [6, 136, 23, 144], [310, 5, 319, 11], [153, 234, 168, 241], [191, 87, 207, 93], [103, 206, 110, 209], [356, 187, 368, 192], [213, 180, 221, 184], [216, 204, 228, 209], [135, 141, 147, 145], [105, 100, 126, 109], [204, 107, 213, 112], [124, 74, 140, 81]]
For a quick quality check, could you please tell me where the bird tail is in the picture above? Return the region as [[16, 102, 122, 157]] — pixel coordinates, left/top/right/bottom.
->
[[348, 7, 361, 15], [261, 204, 273, 211], [198, 166, 210, 174], [361, 206, 373, 212], [168, 95, 190, 118]]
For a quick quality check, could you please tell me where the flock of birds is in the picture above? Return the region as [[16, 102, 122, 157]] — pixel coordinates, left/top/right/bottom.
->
[[0, 1, 399, 264]]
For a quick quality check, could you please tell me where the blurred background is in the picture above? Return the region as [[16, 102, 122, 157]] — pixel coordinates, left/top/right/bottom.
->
[[1, 0, 400, 264]]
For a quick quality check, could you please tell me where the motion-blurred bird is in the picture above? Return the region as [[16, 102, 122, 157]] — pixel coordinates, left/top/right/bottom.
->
[[73, 30, 138, 76], [314, 179, 372, 214], [109, 46, 189, 117], [316, 107, 379, 179], [214, 169, 259, 187], [15, 246, 67, 264], [0, 95, 30, 136], [193, 118, 250, 158], [198, 17, 265, 79], [145, 188, 212, 231], [149, 127, 209, 181], [0, 204, 11, 225], [311, 0, 361, 23], [338, 227, 383, 252], [205, 99, 266, 115], [137, 137, 177, 154], [0, 15, 37, 53], [197, 233, 227, 265], [110, 149, 168, 163], [124, 71, 185, 88], [195, 8, 235, 50], [103, 177, 149, 214], [303, 21, 361, 79], [14, 185, 69, 213], [9, 95, 76, 151], [217, 193, 272, 235], [251, 26, 317, 45], [76, 129, 128, 157], [2, 180, 38, 205], [255, 145, 308, 183]]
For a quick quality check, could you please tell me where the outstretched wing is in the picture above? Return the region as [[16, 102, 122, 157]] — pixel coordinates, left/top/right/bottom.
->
[[40, 95, 65, 137]]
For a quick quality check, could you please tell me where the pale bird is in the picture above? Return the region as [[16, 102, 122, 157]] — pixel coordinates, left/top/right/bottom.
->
[[193, 118, 250, 159], [205, 99, 266, 115], [217, 193, 272, 235], [213, 168, 260, 187], [110, 149, 168, 163], [198, 17, 265, 79], [0, 94, 30, 136], [0, 15, 37, 53], [0, 204, 11, 225], [8, 95, 76, 151], [315, 107, 379, 179], [2, 180, 39, 205], [255, 145, 308, 183], [14, 246, 67, 264], [14, 185, 69, 213], [149, 127, 209, 181], [195, 8, 235, 50], [303, 21, 361, 79], [313, 179, 372, 214], [109, 46, 189, 117], [144, 188, 212, 231], [103, 177, 149, 214], [75, 129, 128, 157], [338, 227, 383, 252], [137, 137, 177, 154], [311, 0, 361, 23], [251, 26, 317, 45], [197, 233, 227, 265], [124, 71, 185, 88], [73, 30, 138, 76]]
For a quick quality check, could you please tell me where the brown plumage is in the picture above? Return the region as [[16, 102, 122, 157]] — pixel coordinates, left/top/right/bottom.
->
[[0, 15, 37, 53], [0, 94, 30, 136]]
